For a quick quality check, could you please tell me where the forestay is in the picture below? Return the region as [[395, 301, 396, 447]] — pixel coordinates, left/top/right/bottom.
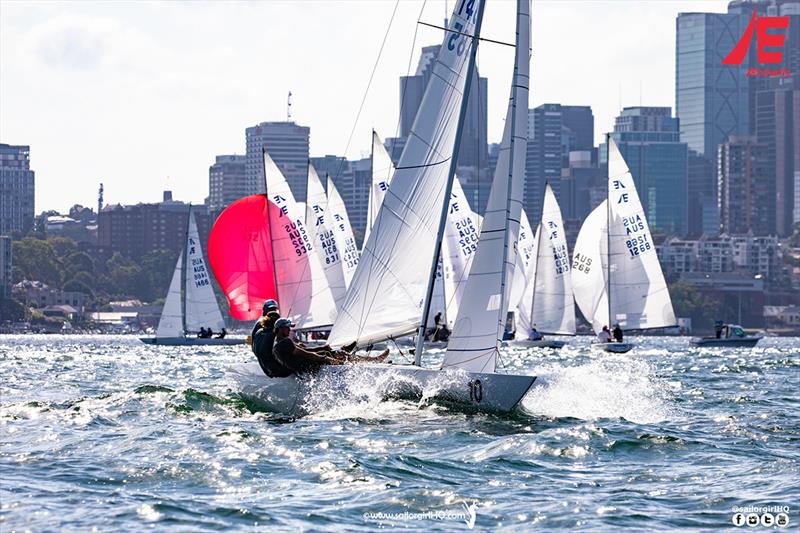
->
[[442, 177, 481, 329], [156, 251, 184, 339], [515, 183, 575, 335], [442, 0, 529, 373], [325, 177, 360, 288], [264, 152, 337, 328], [364, 131, 396, 246], [327, 0, 486, 348], [306, 165, 347, 309], [184, 211, 225, 333]]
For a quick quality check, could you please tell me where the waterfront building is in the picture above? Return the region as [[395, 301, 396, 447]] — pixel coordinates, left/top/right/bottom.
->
[[717, 136, 773, 235], [0, 144, 35, 235], [208, 155, 247, 213], [245, 121, 310, 202]]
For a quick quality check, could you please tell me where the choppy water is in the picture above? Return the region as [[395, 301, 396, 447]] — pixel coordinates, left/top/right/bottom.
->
[[1, 335, 798, 531]]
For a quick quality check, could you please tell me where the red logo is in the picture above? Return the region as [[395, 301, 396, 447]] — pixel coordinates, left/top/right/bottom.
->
[[722, 8, 789, 65]]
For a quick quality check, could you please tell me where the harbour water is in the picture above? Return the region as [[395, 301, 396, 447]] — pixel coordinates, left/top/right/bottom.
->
[[1, 335, 798, 530]]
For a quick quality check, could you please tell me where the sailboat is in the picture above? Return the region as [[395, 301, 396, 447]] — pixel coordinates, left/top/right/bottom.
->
[[571, 136, 676, 353], [513, 183, 575, 348], [141, 209, 239, 345], [229, 0, 536, 413]]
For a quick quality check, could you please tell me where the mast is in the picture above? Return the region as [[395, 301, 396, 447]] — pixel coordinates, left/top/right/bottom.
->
[[415, 0, 487, 366], [182, 206, 191, 335], [529, 218, 544, 334], [263, 149, 281, 310], [605, 133, 612, 331]]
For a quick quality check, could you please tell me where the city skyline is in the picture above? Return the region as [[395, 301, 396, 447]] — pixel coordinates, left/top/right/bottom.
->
[[1, 0, 729, 213]]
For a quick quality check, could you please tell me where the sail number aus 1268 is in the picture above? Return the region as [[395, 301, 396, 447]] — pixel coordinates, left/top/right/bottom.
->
[[626, 234, 651, 257]]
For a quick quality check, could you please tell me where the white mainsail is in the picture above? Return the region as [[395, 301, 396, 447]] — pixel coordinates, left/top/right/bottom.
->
[[306, 165, 347, 309], [327, 1, 486, 348], [264, 152, 338, 328], [364, 131, 396, 246], [156, 251, 184, 338], [442, 0, 529, 372], [442, 177, 482, 328], [325, 176, 360, 288], [184, 210, 225, 333], [516, 183, 575, 335], [508, 208, 536, 310], [572, 138, 676, 332]]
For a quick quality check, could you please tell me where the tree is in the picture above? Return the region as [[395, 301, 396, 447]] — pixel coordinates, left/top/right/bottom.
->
[[102, 253, 141, 298], [669, 282, 721, 329], [11, 238, 62, 286], [63, 251, 95, 280], [48, 236, 78, 258], [136, 250, 177, 301], [0, 298, 27, 321]]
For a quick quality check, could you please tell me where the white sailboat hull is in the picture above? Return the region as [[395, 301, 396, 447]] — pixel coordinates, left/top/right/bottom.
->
[[512, 339, 567, 349], [227, 362, 536, 414], [591, 341, 634, 353], [140, 337, 243, 346]]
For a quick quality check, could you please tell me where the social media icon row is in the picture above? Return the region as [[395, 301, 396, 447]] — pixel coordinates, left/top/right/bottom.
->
[[732, 512, 790, 527]]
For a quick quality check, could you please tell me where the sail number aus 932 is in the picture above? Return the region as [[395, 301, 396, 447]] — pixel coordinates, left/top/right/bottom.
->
[[468, 379, 483, 403]]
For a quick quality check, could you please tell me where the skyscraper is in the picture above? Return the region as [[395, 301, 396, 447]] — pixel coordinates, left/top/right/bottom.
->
[[208, 155, 247, 213], [309, 155, 370, 246], [606, 107, 689, 236], [0, 144, 35, 235], [525, 104, 594, 220], [245, 121, 310, 202], [717, 135, 773, 234]]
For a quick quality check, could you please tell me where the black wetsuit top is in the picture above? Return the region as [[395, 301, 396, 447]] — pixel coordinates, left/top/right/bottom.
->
[[253, 328, 292, 378], [273, 337, 321, 375]]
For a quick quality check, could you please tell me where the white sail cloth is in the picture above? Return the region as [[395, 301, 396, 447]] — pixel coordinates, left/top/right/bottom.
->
[[325, 176, 360, 288], [327, 2, 485, 348], [508, 209, 536, 310], [156, 251, 184, 338], [364, 131, 396, 246], [515, 183, 575, 336], [264, 152, 338, 328], [306, 165, 347, 309], [572, 138, 676, 332], [442, 0, 529, 373], [184, 210, 225, 333]]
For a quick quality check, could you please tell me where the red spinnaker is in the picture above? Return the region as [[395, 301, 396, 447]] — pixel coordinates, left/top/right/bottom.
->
[[208, 195, 277, 321]]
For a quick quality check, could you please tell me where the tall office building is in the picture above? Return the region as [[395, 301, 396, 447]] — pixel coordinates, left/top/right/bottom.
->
[[398, 44, 488, 190], [688, 150, 718, 236], [604, 107, 689, 236], [525, 104, 594, 220], [717, 136, 773, 234], [0, 235, 11, 298], [245, 121, 310, 202], [208, 155, 247, 213], [0, 144, 35, 235], [755, 79, 799, 236], [309, 155, 370, 245]]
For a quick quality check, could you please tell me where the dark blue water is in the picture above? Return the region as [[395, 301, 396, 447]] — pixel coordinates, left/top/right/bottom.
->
[[1, 335, 798, 531]]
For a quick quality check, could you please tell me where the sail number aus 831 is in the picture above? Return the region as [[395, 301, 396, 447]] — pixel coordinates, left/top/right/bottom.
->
[[468, 379, 483, 403]]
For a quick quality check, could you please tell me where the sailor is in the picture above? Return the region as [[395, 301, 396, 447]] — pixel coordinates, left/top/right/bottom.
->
[[206, 328, 214, 338], [216, 328, 227, 339], [272, 318, 390, 376], [714, 320, 724, 339], [612, 324, 623, 342], [432, 311, 450, 342], [529, 326, 543, 341], [253, 311, 292, 377], [197, 327, 207, 338], [597, 325, 612, 343], [250, 299, 279, 352]]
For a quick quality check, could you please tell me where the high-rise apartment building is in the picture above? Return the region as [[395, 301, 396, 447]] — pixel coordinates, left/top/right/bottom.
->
[[208, 155, 247, 213], [0, 144, 35, 235], [717, 136, 773, 234], [606, 107, 689, 236], [309, 155, 370, 246], [245, 121, 310, 202], [0, 235, 11, 298], [525, 104, 594, 220]]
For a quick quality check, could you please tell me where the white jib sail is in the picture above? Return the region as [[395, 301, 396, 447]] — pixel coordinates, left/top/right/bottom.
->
[[571, 201, 609, 333], [184, 210, 225, 333], [325, 176, 360, 288], [516, 183, 575, 336], [442, 176, 482, 329], [606, 138, 676, 330], [306, 165, 347, 310], [157, 251, 184, 338], [264, 152, 338, 328], [364, 131, 396, 246], [442, 0, 529, 373], [327, 1, 486, 348], [508, 208, 536, 310]]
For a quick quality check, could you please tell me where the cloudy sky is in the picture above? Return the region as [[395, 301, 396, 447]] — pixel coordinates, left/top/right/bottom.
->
[[1, 0, 728, 213]]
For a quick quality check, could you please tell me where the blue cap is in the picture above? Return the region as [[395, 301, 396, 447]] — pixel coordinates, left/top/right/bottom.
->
[[263, 299, 278, 312], [274, 318, 293, 329]]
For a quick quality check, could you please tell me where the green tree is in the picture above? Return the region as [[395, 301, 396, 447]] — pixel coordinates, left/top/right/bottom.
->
[[669, 282, 721, 329], [136, 250, 177, 301], [63, 251, 95, 279], [0, 298, 27, 321], [102, 253, 141, 298], [47, 236, 78, 258], [11, 238, 62, 286]]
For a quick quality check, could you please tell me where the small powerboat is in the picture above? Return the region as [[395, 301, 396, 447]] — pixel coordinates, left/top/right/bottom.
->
[[692, 324, 761, 347]]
